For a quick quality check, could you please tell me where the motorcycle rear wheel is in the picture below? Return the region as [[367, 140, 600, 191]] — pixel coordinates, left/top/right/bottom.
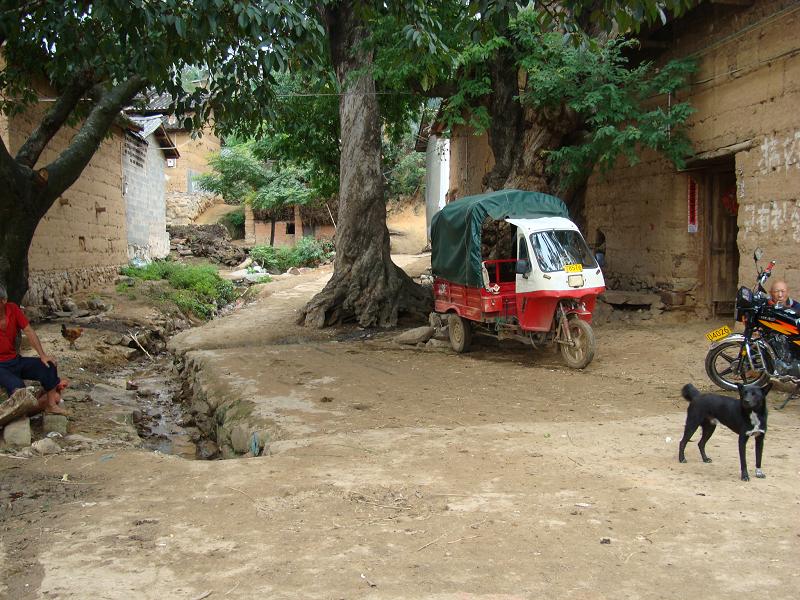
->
[[705, 339, 771, 391], [448, 313, 472, 353]]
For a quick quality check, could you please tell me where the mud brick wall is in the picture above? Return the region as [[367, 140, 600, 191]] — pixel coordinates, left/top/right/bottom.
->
[[1, 101, 129, 306], [164, 127, 221, 225], [585, 150, 701, 293], [584, 0, 800, 300], [448, 129, 494, 200], [123, 133, 170, 261]]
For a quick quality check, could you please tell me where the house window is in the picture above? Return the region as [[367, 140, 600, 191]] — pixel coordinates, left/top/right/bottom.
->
[[124, 134, 146, 169], [286, 222, 295, 235]]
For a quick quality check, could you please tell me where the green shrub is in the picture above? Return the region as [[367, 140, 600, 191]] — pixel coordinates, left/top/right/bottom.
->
[[219, 207, 245, 239], [120, 260, 235, 320], [250, 237, 333, 272]]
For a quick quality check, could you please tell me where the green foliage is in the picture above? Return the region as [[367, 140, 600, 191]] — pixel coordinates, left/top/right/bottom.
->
[[382, 129, 426, 197], [197, 139, 321, 224], [195, 142, 270, 204], [250, 163, 315, 213], [120, 261, 235, 320], [0, 1, 318, 135], [250, 237, 333, 273], [253, 72, 340, 198], [219, 207, 246, 239], [512, 12, 696, 187]]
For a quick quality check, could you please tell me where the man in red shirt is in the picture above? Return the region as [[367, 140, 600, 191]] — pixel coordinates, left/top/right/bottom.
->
[[0, 284, 67, 415]]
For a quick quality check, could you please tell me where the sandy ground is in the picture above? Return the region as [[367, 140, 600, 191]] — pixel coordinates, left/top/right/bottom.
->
[[2, 254, 800, 600]]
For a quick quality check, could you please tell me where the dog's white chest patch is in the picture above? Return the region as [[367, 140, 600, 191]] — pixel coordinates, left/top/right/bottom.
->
[[746, 412, 765, 437]]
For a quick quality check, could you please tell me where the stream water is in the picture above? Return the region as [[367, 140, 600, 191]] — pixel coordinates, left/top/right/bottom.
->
[[126, 359, 198, 460]]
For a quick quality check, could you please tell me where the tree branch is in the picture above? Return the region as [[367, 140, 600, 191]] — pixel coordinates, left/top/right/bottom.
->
[[15, 76, 94, 168], [42, 75, 146, 207]]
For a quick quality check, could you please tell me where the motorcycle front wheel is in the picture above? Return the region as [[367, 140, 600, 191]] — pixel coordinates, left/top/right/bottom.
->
[[705, 339, 772, 391], [559, 317, 595, 369]]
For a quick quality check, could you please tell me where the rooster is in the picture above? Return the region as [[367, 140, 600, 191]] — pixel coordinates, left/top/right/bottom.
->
[[61, 324, 84, 349]]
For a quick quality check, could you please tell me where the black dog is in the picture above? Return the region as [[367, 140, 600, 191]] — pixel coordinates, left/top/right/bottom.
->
[[678, 382, 770, 481]]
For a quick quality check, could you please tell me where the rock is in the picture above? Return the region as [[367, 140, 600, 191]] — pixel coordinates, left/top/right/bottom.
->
[[43, 414, 68, 436], [396, 326, 435, 345], [234, 257, 253, 270], [196, 439, 219, 460], [22, 305, 47, 322], [2, 418, 32, 447], [65, 434, 96, 444], [592, 300, 613, 325], [126, 380, 139, 391], [88, 384, 139, 408], [123, 348, 141, 361], [87, 297, 108, 311], [230, 424, 251, 454], [0, 388, 39, 427], [62, 298, 79, 313], [659, 290, 686, 306], [425, 338, 452, 350], [31, 438, 61, 456], [287, 267, 301, 275], [32, 438, 62, 455]]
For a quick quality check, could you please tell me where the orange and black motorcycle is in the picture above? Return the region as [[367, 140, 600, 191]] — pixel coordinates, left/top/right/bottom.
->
[[705, 249, 800, 405]]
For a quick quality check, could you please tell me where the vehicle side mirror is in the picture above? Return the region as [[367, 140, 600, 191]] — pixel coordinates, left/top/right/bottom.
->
[[754, 247, 764, 262], [515, 259, 531, 276]]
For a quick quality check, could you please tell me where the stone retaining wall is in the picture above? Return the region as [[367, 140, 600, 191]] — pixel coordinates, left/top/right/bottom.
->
[[24, 266, 121, 309]]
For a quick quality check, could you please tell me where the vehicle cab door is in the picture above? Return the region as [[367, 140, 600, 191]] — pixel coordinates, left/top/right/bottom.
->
[[515, 230, 536, 295]]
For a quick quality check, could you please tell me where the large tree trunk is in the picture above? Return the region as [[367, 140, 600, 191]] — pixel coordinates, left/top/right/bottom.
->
[[0, 200, 42, 304], [298, 1, 431, 328], [482, 52, 586, 218], [0, 144, 52, 303], [0, 76, 145, 303], [293, 203, 303, 240]]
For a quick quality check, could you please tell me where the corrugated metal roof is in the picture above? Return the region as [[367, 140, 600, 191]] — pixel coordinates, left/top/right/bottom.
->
[[128, 115, 164, 139], [143, 92, 174, 111]]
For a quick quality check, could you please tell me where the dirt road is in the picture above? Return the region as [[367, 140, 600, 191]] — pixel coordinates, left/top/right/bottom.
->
[[2, 257, 799, 599]]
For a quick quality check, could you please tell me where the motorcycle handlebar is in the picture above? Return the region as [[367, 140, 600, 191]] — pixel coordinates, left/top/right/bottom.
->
[[755, 259, 777, 292]]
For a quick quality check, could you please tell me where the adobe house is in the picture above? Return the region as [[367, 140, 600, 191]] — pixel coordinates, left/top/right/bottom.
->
[[244, 203, 337, 247], [123, 115, 180, 262], [582, 0, 800, 315], [445, 0, 800, 315], [134, 93, 222, 225], [1, 97, 131, 308]]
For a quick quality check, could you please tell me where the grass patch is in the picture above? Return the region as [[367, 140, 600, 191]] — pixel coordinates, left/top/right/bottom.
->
[[120, 260, 235, 320], [250, 237, 334, 273]]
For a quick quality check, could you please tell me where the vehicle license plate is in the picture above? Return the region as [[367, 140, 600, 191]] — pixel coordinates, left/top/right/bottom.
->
[[567, 274, 584, 288], [564, 263, 583, 273], [705, 325, 732, 342]]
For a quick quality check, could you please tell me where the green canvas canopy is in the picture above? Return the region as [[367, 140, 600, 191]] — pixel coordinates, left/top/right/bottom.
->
[[430, 189, 569, 287]]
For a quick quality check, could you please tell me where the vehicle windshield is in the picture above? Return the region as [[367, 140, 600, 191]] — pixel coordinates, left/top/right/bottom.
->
[[529, 230, 597, 273]]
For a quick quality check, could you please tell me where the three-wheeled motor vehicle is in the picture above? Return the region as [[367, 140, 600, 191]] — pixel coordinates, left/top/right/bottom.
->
[[430, 189, 605, 369]]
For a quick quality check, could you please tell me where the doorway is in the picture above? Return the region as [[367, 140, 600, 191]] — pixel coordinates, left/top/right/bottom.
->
[[704, 160, 739, 316]]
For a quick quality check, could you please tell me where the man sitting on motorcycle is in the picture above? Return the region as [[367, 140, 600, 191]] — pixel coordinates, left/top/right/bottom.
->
[[769, 280, 800, 310]]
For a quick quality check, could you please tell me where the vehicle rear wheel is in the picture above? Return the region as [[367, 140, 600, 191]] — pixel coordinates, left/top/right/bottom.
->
[[559, 317, 595, 369], [448, 314, 472, 353], [705, 339, 771, 391]]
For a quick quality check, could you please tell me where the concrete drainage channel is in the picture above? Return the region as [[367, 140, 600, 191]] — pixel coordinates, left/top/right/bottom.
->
[[128, 360, 199, 460]]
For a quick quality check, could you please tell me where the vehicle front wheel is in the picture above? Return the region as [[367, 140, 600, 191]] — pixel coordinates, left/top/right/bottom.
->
[[559, 317, 595, 369], [705, 339, 771, 391], [448, 314, 472, 353]]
